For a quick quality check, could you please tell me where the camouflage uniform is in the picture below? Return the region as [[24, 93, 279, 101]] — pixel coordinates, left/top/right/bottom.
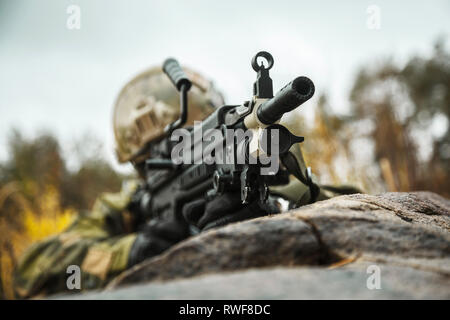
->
[[14, 181, 139, 298]]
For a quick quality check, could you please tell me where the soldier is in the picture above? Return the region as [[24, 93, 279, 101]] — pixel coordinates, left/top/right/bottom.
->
[[13, 65, 358, 299]]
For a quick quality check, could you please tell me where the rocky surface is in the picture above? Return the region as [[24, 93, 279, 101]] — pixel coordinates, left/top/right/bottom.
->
[[66, 264, 448, 299], [72, 192, 450, 299]]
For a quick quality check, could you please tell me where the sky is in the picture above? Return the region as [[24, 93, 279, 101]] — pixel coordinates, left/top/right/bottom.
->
[[0, 0, 449, 173]]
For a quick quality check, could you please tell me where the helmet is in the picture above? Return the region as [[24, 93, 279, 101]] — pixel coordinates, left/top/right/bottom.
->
[[113, 66, 225, 163]]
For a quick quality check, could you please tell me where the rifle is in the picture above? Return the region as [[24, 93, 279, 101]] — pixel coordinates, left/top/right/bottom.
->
[[134, 51, 319, 234]]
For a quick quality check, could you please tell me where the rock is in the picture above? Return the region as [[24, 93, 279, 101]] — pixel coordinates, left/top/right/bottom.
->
[[77, 191, 449, 299], [65, 265, 449, 299]]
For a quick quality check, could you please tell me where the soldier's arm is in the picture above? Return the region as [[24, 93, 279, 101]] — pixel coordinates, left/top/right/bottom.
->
[[14, 183, 140, 298]]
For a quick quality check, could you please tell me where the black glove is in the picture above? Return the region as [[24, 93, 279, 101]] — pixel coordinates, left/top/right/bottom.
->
[[128, 216, 189, 267], [182, 192, 279, 231]]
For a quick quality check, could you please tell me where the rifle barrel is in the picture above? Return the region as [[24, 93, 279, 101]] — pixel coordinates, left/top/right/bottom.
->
[[257, 76, 315, 124]]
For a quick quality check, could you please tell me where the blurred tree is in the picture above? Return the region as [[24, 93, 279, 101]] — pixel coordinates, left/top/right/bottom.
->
[[0, 130, 125, 299], [350, 39, 450, 196], [0, 130, 64, 226], [0, 131, 125, 214], [61, 158, 123, 211], [61, 132, 126, 210]]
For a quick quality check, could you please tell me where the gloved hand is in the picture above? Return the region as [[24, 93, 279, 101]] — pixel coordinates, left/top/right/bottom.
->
[[128, 192, 279, 266], [182, 192, 279, 231], [128, 216, 189, 267]]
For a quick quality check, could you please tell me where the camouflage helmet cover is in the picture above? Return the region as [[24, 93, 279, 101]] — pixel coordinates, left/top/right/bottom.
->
[[113, 66, 224, 163]]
